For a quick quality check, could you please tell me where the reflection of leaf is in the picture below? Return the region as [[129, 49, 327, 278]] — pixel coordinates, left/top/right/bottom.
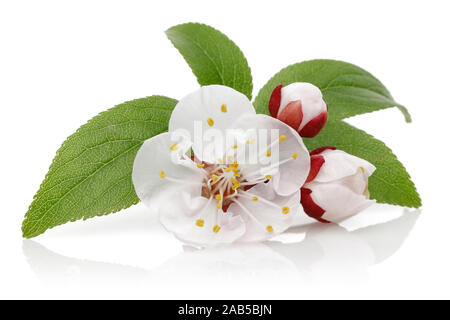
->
[[24, 211, 420, 288], [22, 96, 177, 238], [353, 210, 421, 264], [304, 121, 421, 208], [254, 59, 410, 122], [23, 241, 147, 286], [166, 23, 253, 99], [270, 209, 421, 269]]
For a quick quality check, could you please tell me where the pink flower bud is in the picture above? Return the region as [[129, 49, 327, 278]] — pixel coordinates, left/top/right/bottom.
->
[[269, 83, 328, 138], [300, 147, 376, 223]]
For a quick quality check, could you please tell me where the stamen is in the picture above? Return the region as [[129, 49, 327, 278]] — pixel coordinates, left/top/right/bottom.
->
[[221, 104, 227, 113], [245, 156, 295, 179], [213, 225, 221, 233], [207, 118, 214, 127], [169, 143, 178, 151], [212, 174, 219, 182], [197, 163, 205, 168], [159, 170, 166, 178], [282, 206, 290, 214], [279, 135, 287, 142], [266, 175, 272, 180], [266, 150, 271, 157], [247, 139, 256, 145], [232, 144, 238, 149], [232, 180, 241, 190], [215, 194, 222, 201], [292, 153, 298, 159], [239, 190, 281, 210], [360, 166, 365, 173], [195, 219, 204, 227], [266, 225, 274, 233], [234, 199, 261, 225], [230, 177, 241, 190]]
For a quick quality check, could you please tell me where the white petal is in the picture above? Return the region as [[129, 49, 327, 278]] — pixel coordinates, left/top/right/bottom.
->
[[132, 132, 204, 209], [279, 82, 327, 130], [307, 181, 374, 222], [231, 114, 310, 196], [159, 194, 246, 247], [228, 183, 301, 242], [315, 149, 376, 182], [168, 85, 256, 163]]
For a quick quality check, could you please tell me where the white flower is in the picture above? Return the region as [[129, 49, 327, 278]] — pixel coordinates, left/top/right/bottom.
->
[[132, 85, 310, 246], [269, 82, 328, 137], [301, 147, 376, 223]]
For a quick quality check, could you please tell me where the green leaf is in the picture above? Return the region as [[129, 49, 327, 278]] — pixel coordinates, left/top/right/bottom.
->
[[166, 23, 253, 100], [304, 120, 421, 208], [22, 96, 177, 238], [254, 59, 411, 122]]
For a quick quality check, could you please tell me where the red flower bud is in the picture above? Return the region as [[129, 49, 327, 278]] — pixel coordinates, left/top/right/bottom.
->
[[268, 82, 328, 138]]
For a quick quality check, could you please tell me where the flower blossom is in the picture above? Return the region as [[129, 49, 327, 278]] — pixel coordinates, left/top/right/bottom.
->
[[268, 82, 328, 138], [300, 147, 376, 223], [132, 85, 310, 246]]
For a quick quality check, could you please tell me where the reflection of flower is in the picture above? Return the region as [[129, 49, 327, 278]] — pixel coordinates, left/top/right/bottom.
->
[[301, 147, 376, 223], [132, 85, 310, 246], [269, 82, 328, 137], [23, 209, 421, 290]]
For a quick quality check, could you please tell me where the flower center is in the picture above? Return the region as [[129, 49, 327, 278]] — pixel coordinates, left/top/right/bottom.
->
[[201, 160, 244, 211]]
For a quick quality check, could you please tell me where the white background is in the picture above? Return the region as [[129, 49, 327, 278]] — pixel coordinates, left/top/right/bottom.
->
[[1, 0, 449, 299]]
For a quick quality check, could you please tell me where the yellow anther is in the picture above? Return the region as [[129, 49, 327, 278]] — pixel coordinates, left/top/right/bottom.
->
[[266, 150, 271, 157], [266, 225, 274, 233], [197, 163, 205, 168], [213, 225, 221, 233], [360, 166, 365, 173], [225, 167, 232, 173], [207, 118, 214, 126], [234, 173, 241, 177], [212, 174, 219, 182], [216, 202, 222, 209], [159, 170, 166, 178], [230, 161, 239, 168], [221, 104, 227, 113], [232, 167, 239, 173], [232, 144, 238, 149], [282, 206, 290, 214], [279, 135, 287, 142], [252, 196, 258, 201], [266, 175, 272, 180], [292, 152, 298, 159], [247, 139, 256, 145], [232, 183, 241, 190], [230, 177, 239, 185], [215, 194, 222, 201], [195, 219, 204, 227], [169, 143, 178, 151]]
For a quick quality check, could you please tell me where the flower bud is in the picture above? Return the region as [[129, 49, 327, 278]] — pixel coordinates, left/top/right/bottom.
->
[[269, 82, 328, 138], [300, 147, 376, 223]]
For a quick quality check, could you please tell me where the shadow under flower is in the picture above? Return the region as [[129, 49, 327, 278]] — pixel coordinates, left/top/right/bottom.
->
[[23, 209, 421, 288]]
